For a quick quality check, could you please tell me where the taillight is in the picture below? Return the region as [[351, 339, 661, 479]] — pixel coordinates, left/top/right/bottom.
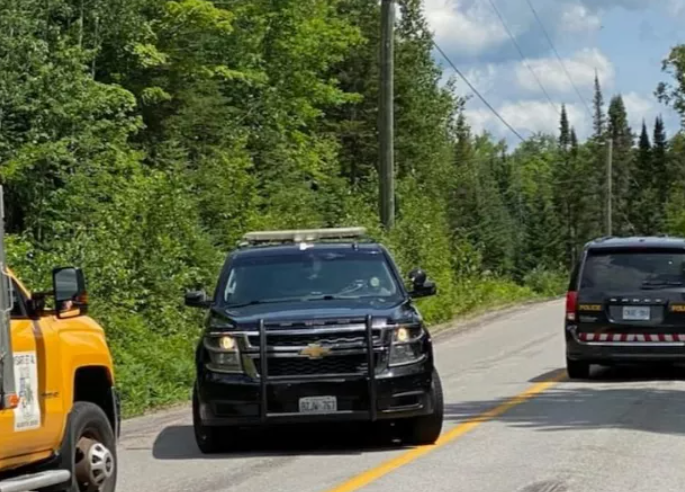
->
[[566, 291, 578, 321]]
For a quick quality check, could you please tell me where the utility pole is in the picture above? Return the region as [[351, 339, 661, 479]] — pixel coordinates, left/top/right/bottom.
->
[[379, 0, 395, 230], [0, 187, 15, 409], [606, 138, 613, 236]]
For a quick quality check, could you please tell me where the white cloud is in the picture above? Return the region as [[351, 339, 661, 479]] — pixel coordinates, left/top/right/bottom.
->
[[444, 64, 500, 99], [464, 100, 591, 142], [423, 0, 606, 61], [515, 48, 615, 95], [560, 4, 602, 33], [622, 92, 660, 130], [424, 1, 683, 147], [424, 0, 509, 56], [423, 0, 684, 63]]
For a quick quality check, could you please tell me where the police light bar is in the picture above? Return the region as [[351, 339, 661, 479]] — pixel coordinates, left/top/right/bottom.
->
[[242, 227, 367, 244]]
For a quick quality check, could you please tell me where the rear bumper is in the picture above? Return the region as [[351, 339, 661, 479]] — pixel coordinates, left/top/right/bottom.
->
[[566, 325, 685, 363], [196, 361, 434, 427]]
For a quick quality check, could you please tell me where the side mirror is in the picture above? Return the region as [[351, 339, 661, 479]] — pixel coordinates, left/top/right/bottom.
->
[[408, 268, 437, 299], [408, 268, 427, 288], [185, 290, 211, 309], [412, 279, 437, 298], [53, 267, 88, 319]]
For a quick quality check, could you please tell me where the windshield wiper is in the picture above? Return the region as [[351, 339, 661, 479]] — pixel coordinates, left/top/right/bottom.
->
[[640, 280, 684, 289]]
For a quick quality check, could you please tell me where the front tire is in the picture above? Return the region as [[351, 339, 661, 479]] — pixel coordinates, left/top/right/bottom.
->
[[566, 357, 591, 380], [193, 386, 236, 454], [62, 402, 117, 492], [400, 369, 444, 446]]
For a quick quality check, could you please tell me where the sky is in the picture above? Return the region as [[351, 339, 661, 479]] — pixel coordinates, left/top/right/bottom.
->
[[423, 0, 685, 146]]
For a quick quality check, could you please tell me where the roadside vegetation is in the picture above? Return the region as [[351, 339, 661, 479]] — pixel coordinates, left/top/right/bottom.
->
[[1, 0, 685, 416]]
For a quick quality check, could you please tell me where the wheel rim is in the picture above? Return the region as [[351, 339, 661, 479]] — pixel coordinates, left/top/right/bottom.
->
[[75, 434, 115, 492]]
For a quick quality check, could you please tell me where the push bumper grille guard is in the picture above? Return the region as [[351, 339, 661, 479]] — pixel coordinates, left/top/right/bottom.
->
[[257, 315, 379, 422]]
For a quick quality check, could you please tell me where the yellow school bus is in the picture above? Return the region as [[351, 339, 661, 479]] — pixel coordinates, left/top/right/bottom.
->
[[0, 187, 118, 492]]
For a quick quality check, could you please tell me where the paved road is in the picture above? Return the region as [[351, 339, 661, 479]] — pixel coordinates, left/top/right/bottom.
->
[[117, 300, 685, 492]]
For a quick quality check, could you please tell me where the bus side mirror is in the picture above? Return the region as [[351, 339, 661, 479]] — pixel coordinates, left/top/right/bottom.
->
[[53, 267, 88, 318]]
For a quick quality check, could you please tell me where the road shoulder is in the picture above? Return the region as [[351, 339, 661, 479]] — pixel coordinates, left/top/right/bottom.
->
[[430, 297, 562, 340]]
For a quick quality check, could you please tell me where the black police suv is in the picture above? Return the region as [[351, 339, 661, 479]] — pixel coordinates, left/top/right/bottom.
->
[[184, 228, 444, 453], [566, 236, 685, 379]]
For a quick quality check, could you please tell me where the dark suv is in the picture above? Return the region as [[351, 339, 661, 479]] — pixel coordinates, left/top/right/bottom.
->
[[565, 236, 685, 379], [185, 228, 444, 453]]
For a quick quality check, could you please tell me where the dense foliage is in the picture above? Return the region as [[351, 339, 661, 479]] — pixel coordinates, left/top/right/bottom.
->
[[1, 0, 683, 415]]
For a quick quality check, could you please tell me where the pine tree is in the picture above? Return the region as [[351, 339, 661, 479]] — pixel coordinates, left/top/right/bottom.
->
[[636, 121, 652, 187], [567, 126, 588, 258], [570, 128, 579, 155], [653, 116, 669, 211], [593, 74, 606, 139], [559, 104, 570, 151], [631, 121, 654, 233], [638, 121, 652, 157], [554, 106, 573, 265], [607, 95, 635, 235], [584, 74, 607, 238]]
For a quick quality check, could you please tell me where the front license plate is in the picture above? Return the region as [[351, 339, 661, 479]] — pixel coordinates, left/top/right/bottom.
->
[[298, 396, 337, 414], [622, 306, 650, 321]]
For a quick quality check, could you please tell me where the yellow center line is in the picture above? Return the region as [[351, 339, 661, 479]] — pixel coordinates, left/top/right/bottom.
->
[[324, 370, 568, 492]]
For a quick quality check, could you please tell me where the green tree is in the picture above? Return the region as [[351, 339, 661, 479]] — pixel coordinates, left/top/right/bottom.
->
[[581, 74, 607, 238], [593, 74, 606, 138], [0, 0, 578, 415], [653, 116, 669, 212], [631, 121, 656, 233], [554, 106, 573, 265], [559, 104, 570, 151], [607, 95, 635, 235], [656, 44, 685, 126], [513, 135, 562, 274]]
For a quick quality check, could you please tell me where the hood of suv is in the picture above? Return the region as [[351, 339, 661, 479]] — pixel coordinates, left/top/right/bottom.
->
[[206, 298, 419, 331]]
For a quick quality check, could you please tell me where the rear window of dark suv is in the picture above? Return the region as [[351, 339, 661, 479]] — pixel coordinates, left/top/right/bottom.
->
[[580, 248, 685, 292]]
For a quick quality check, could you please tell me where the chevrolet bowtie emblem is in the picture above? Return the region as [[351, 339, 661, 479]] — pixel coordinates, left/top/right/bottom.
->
[[300, 343, 331, 359]]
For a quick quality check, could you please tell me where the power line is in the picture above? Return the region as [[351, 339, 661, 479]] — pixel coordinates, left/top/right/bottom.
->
[[523, 0, 593, 120], [485, 0, 559, 116], [432, 41, 526, 143]]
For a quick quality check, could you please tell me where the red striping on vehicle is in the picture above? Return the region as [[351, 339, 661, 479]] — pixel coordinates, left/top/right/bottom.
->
[[578, 333, 685, 342]]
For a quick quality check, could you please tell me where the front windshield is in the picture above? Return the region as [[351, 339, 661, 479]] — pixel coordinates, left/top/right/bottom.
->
[[221, 250, 403, 306], [581, 249, 685, 291]]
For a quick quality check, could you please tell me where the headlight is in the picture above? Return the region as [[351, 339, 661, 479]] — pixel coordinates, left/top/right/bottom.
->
[[395, 327, 410, 343], [204, 335, 243, 373], [219, 336, 236, 350], [389, 325, 426, 367]]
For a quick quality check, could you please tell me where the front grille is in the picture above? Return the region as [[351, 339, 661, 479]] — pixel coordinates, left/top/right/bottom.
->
[[248, 332, 382, 348], [264, 318, 366, 329], [254, 354, 380, 376]]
